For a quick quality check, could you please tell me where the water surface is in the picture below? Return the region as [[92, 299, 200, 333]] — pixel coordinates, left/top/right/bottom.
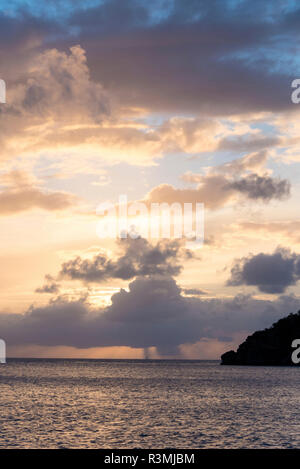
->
[[0, 359, 299, 448]]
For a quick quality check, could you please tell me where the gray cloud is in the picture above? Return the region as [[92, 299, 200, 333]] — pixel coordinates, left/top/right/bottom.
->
[[64, 0, 295, 115], [60, 237, 192, 282], [0, 10, 63, 82], [1, 1, 298, 117], [227, 174, 290, 201], [227, 248, 300, 294], [35, 275, 60, 294], [2, 234, 300, 354], [0, 275, 299, 354]]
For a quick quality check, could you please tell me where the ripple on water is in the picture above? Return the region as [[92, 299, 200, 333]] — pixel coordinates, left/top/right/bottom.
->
[[0, 359, 299, 448]]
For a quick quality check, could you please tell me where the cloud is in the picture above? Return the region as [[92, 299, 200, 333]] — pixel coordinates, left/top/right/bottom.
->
[[146, 177, 232, 210], [0, 45, 110, 165], [144, 151, 290, 209], [9, 45, 109, 121], [227, 247, 300, 294], [0, 170, 77, 214], [60, 237, 192, 282], [1, 0, 298, 167], [227, 174, 290, 201], [0, 9, 63, 83], [1, 2, 294, 126], [0, 27, 292, 169], [219, 149, 269, 176], [2, 46, 235, 168], [0, 274, 299, 354], [1, 234, 300, 355], [35, 275, 60, 294], [67, 0, 294, 116], [0, 187, 76, 215], [3, 66, 277, 168], [182, 288, 206, 296], [217, 135, 280, 153]]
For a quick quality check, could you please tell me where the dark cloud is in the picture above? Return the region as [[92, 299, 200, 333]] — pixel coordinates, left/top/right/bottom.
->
[[1, 1, 298, 116], [227, 248, 300, 294], [64, 0, 295, 115], [60, 237, 192, 282], [2, 234, 300, 354], [0, 274, 299, 354], [3, 45, 109, 123], [0, 10, 64, 84], [70, 0, 149, 35], [0, 0, 299, 121], [227, 174, 290, 201]]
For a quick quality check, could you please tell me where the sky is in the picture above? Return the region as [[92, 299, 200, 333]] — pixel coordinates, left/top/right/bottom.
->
[[1, 0, 300, 359]]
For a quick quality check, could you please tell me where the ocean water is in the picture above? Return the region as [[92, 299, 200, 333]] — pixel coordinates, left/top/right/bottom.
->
[[0, 359, 300, 448]]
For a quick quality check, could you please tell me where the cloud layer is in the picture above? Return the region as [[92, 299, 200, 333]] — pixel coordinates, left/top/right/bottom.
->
[[7, 237, 300, 356], [67, 0, 294, 115], [1, 274, 299, 355]]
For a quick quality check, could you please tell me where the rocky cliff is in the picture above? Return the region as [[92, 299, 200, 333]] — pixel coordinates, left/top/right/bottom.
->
[[221, 311, 300, 365]]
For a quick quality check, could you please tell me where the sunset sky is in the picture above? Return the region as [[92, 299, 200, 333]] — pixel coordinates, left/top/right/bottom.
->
[[1, 0, 300, 359]]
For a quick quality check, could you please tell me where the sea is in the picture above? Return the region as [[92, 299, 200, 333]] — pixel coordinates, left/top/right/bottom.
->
[[0, 359, 299, 449]]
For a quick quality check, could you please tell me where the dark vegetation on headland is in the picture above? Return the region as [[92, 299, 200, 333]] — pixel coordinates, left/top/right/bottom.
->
[[221, 311, 300, 366]]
